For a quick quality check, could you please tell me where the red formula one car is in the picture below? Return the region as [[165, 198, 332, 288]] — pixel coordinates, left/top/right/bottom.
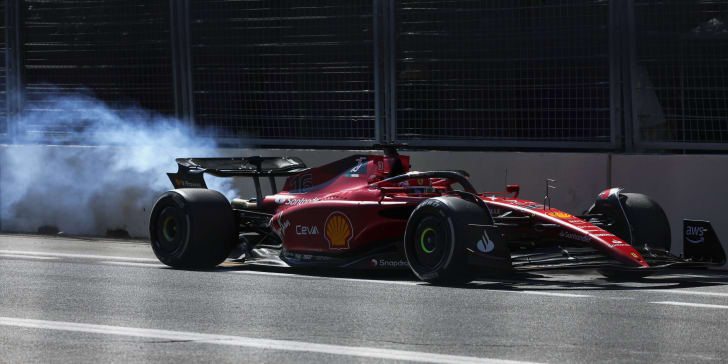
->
[[149, 149, 726, 284]]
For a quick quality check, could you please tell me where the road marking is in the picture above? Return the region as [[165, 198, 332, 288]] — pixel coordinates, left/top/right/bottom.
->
[[330, 277, 421, 286], [232, 270, 304, 278], [652, 301, 728, 310], [518, 291, 592, 298], [0, 317, 539, 364], [233, 271, 597, 293], [0, 249, 629, 296], [656, 274, 728, 279], [647, 289, 728, 298], [101, 261, 168, 268], [234, 271, 601, 293], [232, 270, 422, 286], [0, 250, 158, 262], [0, 253, 57, 260]]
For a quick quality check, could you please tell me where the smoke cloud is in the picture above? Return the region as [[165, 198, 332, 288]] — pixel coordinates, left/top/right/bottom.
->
[[1, 93, 237, 238]]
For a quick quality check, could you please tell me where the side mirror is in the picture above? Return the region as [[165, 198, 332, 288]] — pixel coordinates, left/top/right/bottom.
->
[[506, 185, 520, 198]]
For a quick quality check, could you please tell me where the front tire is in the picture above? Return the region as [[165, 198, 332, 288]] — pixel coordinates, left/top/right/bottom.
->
[[619, 193, 671, 252], [589, 192, 670, 280], [149, 188, 235, 269]]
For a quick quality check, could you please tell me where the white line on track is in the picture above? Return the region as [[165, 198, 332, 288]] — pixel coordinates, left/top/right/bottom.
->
[[647, 289, 728, 298], [0, 250, 158, 262], [0, 253, 57, 260], [335, 277, 422, 286], [0, 250, 604, 297], [232, 271, 596, 295], [657, 274, 728, 279], [517, 291, 592, 298], [0, 317, 539, 364], [232, 270, 422, 286], [100, 261, 168, 268], [231, 270, 308, 278], [652, 301, 728, 310]]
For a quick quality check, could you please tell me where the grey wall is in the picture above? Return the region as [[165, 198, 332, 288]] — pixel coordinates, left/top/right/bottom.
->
[[611, 155, 728, 258], [1, 145, 726, 268]]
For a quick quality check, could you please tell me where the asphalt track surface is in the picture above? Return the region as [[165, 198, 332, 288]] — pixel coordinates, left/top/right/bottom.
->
[[2, 234, 728, 363]]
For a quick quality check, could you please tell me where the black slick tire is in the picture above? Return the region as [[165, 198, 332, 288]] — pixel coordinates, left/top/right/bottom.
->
[[149, 188, 236, 269], [619, 193, 671, 252], [404, 197, 487, 285], [594, 193, 670, 280]]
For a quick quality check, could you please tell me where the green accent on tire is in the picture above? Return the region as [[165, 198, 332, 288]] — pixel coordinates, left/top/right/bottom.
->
[[162, 216, 176, 241], [420, 227, 436, 253]]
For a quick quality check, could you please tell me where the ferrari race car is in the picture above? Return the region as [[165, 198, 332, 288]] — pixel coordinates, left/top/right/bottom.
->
[[149, 150, 726, 284]]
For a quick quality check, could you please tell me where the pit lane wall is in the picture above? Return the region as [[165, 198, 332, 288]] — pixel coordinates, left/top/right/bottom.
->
[[0, 145, 726, 268]]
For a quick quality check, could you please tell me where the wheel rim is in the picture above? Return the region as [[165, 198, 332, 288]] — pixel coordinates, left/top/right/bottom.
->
[[412, 215, 449, 270], [419, 227, 437, 253], [155, 207, 184, 253], [162, 216, 177, 241]]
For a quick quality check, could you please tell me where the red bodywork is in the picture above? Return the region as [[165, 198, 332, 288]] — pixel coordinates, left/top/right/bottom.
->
[[261, 154, 648, 268]]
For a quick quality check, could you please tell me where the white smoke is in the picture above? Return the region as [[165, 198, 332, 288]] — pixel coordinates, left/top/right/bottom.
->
[[0, 93, 237, 237]]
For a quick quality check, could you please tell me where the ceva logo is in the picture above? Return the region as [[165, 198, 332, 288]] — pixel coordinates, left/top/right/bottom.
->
[[295, 225, 319, 235]]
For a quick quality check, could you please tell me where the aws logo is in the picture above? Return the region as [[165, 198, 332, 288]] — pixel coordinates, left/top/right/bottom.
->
[[324, 212, 353, 249], [685, 225, 706, 244]]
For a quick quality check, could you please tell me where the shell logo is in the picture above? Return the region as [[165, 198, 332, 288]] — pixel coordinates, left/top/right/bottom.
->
[[324, 212, 353, 249], [547, 211, 573, 219]]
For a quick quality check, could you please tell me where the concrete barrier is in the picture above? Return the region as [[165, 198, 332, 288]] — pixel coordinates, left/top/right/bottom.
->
[[611, 154, 728, 258], [1, 145, 725, 268]]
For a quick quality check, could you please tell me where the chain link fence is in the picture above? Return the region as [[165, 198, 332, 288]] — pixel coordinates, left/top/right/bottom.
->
[[394, 0, 613, 147], [632, 0, 728, 149], [189, 0, 376, 143], [20, 0, 174, 138], [0, 0, 6, 136], [0, 0, 726, 151]]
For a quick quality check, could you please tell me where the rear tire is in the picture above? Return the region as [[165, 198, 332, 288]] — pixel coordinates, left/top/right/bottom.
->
[[404, 197, 487, 285], [149, 189, 236, 269]]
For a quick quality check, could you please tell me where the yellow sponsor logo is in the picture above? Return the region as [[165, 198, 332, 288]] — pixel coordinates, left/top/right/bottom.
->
[[324, 212, 353, 249], [631, 252, 639, 259], [547, 211, 573, 219]]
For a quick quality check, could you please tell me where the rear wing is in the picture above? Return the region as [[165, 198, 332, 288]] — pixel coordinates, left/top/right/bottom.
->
[[167, 156, 309, 201]]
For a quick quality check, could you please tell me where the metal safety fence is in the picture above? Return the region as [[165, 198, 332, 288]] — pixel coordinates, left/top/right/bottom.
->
[[0, 0, 6, 136], [631, 0, 728, 150], [393, 0, 614, 148], [188, 0, 376, 145], [0, 0, 726, 151], [19, 0, 175, 138]]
